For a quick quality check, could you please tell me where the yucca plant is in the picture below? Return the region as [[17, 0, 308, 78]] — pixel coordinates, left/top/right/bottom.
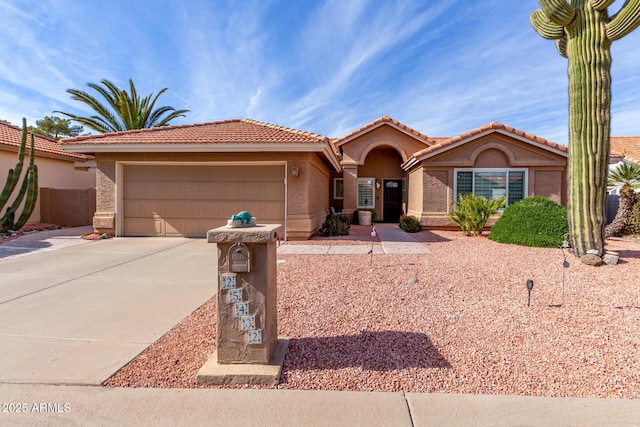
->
[[448, 194, 505, 236]]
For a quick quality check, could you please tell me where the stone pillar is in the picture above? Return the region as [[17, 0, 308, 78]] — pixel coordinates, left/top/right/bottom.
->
[[197, 223, 288, 385]]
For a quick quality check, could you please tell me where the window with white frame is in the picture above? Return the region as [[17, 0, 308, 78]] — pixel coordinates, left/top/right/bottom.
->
[[357, 178, 375, 209], [333, 178, 344, 199], [454, 169, 527, 207]]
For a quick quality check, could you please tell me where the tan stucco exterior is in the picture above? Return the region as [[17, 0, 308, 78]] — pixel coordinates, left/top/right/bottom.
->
[[335, 122, 432, 221], [404, 131, 567, 228], [0, 149, 95, 224], [91, 151, 331, 239], [61, 117, 569, 239]]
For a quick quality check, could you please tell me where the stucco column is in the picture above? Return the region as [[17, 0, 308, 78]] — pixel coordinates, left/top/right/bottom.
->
[[342, 163, 358, 216]]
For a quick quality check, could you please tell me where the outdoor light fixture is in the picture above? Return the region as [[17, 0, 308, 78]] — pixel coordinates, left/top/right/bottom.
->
[[376, 180, 381, 190], [526, 279, 534, 307], [291, 166, 299, 177]]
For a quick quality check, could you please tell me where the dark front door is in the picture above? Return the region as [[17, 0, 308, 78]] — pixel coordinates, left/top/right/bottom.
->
[[383, 180, 403, 222]]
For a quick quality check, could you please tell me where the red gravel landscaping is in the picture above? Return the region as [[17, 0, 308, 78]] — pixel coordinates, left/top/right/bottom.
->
[[103, 227, 640, 399]]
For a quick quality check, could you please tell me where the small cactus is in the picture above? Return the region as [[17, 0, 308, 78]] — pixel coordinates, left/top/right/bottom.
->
[[530, 0, 640, 256], [0, 118, 39, 233]]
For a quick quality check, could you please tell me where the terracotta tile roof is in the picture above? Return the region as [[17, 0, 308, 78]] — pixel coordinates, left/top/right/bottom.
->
[[409, 121, 568, 161], [0, 121, 90, 161], [610, 136, 640, 165], [61, 118, 328, 145], [332, 115, 436, 147]]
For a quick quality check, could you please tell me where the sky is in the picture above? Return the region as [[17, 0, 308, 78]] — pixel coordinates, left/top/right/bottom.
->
[[0, 0, 639, 145]]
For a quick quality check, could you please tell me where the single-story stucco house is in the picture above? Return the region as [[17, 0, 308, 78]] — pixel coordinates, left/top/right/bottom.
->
[[0, 121, 96, 226], [60, 116, 568, 239]]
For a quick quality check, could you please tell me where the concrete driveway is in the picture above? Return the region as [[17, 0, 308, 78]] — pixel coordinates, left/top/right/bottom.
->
[[0, 236, 215, 385]]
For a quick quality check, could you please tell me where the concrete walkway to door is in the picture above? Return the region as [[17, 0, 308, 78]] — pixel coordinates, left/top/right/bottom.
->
[[0, 236, 215, 385], [276, 223, 431, 255]]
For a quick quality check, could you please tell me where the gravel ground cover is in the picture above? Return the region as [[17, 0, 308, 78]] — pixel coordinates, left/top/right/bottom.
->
[[104, 227, 640, 398]]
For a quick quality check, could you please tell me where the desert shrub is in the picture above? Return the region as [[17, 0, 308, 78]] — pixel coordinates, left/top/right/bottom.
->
[[488, 196, 568, 247], [319, 214, 350, 236], [448, 193, 505, 236], [399, 215, 422, 233], [625, 193, 640, 235]]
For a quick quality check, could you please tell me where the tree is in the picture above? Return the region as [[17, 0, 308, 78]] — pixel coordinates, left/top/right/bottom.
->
[[530, 0, 640, 257], [29, 116, 83, 140], [604, 162, 640, 238], [55, 78, 189, 133]]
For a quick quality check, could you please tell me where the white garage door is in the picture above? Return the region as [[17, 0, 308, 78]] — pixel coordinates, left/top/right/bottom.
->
[[122, 164, 285, 237]]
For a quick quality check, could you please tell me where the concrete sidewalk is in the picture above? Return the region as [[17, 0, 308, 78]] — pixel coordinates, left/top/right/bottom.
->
[[2, 383, 640, 426]]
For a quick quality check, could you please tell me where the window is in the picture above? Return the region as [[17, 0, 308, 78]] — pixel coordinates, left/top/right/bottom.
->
[[357, 178, 375, 209], [333, 178, 344, 199], [455, 169, 527, 207]]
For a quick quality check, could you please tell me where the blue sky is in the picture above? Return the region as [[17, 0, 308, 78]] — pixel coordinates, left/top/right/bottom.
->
[[0, 0, 639, 145]]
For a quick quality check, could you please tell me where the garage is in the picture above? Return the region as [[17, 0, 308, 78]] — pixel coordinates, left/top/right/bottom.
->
[[121, 163, 285, 237]]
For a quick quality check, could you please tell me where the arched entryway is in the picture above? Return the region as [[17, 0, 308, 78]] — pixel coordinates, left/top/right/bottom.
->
[[358, 147, 405, 222]]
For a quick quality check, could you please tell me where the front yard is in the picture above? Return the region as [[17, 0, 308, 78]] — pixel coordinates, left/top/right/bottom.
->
[[104, 228, 640, 399]]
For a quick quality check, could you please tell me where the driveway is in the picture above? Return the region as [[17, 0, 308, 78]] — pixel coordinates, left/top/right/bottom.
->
[[0, 236, 215, 385]]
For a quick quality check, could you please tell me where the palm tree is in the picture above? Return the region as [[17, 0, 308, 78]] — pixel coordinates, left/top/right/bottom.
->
[[604, 162, 640, 238], [55, 79, 189, 133]]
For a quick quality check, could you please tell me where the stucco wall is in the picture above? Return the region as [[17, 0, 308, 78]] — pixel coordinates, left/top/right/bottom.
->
[[92, 151, 332, 239], [339, 124, 429, 218], [1, 150, 95, 224], [408, 133, 568, 228]]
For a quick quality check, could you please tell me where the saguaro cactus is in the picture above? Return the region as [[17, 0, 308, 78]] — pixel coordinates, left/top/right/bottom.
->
[[530, 0, 640, 257], [0, 118, 39, 233]]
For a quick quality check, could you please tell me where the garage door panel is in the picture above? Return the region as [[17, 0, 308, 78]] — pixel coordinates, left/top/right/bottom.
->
[[264, 182, 284, 200], [165, 219, 185, 237], [164, 200, 184, 218], [224, 183, 245, 200], [123, 164, 285, 237], [263, 201, 285, 219], [124, 218, 164, 237], [184, 183, 203, 198], [202, 201, 222, 217], [163, 182, 184, 199]]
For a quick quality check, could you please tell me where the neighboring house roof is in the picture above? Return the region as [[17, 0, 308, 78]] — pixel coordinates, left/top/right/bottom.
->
[[61, 118, 341, 171], [0, 121, 91, 161], [403, 121, 568, 169], [332, 115, 436, 148], [610, 136, 640, 165]]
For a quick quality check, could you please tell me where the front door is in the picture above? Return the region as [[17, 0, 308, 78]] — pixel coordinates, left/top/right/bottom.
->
[[383, 180, 403, 222]]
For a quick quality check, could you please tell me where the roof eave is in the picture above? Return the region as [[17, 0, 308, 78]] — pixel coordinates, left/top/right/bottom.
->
[[407, 129, 568, 165]]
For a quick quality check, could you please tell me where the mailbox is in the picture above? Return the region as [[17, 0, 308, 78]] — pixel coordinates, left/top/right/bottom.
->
[[229, 243, 251, 273]]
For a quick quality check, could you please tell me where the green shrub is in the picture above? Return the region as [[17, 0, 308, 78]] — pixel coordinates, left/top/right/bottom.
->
[[319, 214, 350, 236], [488, 196, 568, 247], [448, 193, 505, 236], [399, 215, 422, 233]]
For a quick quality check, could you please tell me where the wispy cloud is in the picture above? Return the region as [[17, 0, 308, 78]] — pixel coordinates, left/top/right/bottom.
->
[[0, 0, 638, 145]]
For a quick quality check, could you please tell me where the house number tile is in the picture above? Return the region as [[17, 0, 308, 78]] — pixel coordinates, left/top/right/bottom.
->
[[234, 302, 249, 317], [240, 315, 255, 331], [228, 288, 243, 304], [220, 273, 236, 290], [247, 329, 262, 345]]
